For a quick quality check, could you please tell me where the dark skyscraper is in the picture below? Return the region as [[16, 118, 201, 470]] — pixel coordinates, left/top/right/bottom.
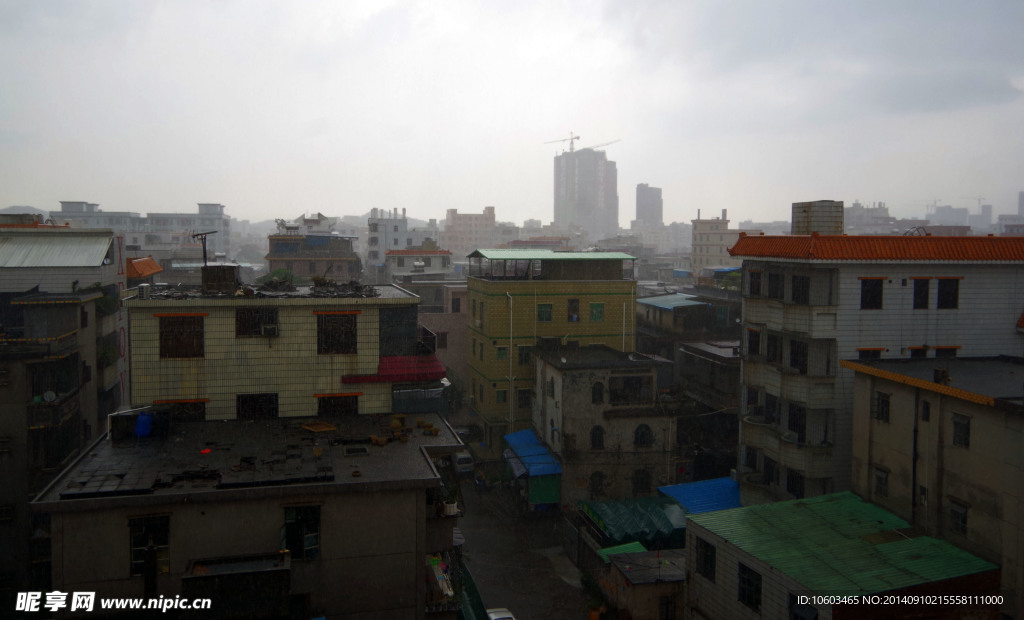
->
[[553, 148, 619, 240], [635, 183, 663, 227]]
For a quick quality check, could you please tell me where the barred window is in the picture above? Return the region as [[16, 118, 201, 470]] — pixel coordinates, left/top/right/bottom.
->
[[130, 516, 169, 576], [694, 537, 716, 582], [317, 314, 357, 354], [159, 316, 204, 358]]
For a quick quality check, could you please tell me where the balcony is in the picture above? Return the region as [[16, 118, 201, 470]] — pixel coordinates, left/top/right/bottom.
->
[[0, 329, 78, 360], [742, 416, 780, 455], [738, 470, 777, 505], [27, 388, 81, 429], [777, 434, 833, 476]]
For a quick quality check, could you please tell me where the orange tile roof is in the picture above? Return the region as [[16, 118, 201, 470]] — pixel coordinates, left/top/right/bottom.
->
[[126, 256, 163, 278], [385, 249, 452, 255], [730, 233, 1024, 261]]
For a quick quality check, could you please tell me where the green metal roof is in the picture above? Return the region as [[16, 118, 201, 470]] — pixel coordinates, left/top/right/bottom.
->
[[596, 541, 648, 564], [637, 294, 707, 310], [687, 492, 997, 596], [466, 249, 635, 260]]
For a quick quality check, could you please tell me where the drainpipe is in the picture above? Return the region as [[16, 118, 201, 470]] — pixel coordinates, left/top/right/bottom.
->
[[507, 292, 514, 433]]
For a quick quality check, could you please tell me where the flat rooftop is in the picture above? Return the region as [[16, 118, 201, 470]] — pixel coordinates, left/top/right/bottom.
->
[[842, 356, 1024, 407], [127, 281, 416, 302], [35, 412, 461, 508], [536, 344, 664, 370]]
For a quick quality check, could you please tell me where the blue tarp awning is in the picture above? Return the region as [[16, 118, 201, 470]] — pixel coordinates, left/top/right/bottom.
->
[[658, 477, 741, 515], [672, 269, 691, 278], [503, 429, 562, 476]]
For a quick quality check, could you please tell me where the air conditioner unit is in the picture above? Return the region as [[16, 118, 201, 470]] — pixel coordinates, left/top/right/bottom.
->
[[261, 324, 279, 337]]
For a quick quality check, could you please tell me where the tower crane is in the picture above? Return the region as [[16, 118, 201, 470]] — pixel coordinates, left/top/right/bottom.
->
[[544, 132, 581, 152], [579, 139, 621, 150]]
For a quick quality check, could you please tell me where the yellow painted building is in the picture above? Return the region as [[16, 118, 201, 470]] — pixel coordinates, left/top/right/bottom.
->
[[126, 279, 445, 419], [465, 250, 636, 444]]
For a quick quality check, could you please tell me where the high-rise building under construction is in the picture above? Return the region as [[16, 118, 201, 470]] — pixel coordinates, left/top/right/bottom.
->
[[553, 147, 619, 240]]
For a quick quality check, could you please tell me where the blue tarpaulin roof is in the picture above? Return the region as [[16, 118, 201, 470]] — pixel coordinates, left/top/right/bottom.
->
[[504, 429, 562, 476], [658, 477, 741, 515]]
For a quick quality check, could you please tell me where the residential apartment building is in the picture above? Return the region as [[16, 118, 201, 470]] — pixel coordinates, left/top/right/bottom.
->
[[554, 148, 619, 241], [732, 230, 1024, 506], [440, 207, 500, 260], [843, 357, 1024, 619], [686, 492, 1001, 620], [32, 269, 463, 618], [52, 202, 232, 257], [0, 222, 126, 596], [366, 208, 440, 274], [690, 209, 760, 273], [532, 344, 674, 506], [465, 250, 637, 446], [265, 229, 362, 282], [634, 183, 663, 228], [385, 249, 455, 283]]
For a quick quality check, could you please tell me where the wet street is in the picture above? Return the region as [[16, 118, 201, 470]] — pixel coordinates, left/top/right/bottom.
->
[[458, 479, 593, 619]]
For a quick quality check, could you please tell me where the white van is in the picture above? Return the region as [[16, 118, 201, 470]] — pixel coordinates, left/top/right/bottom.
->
[[454, 451, 474, 477]]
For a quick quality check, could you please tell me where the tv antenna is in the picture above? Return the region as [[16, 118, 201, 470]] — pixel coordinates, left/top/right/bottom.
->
[[191, 231, 218, 266]]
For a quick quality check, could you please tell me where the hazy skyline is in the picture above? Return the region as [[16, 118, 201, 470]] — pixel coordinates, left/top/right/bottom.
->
[[2, 1, 1023, 227]]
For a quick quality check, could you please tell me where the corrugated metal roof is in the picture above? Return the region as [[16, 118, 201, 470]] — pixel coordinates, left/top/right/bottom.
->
[[637, 294, 706, 310], [730, 234, 1024, 261], [503, 429, 562, 476], [466, 249, 635, 260], [0, 234, 111, 268], [596, 541, 647, 563], [658, 477, 741, 514], [687, 492, 997, 596]]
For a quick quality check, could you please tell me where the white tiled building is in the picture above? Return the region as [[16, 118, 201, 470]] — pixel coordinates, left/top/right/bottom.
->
[[733, 233, 1024, 505]]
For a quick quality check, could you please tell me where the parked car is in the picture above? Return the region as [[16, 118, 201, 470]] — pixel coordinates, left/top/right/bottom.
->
[[486, 608, 516, 620], [454, 450, 474, 477]]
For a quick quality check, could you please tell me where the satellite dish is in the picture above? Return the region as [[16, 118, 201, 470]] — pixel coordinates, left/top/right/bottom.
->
[[43, 391, 56, 402]]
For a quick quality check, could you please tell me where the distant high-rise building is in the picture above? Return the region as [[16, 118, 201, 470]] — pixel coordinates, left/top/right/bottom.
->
[[553, 148, 619, 240], [635, 183, 663, 227]]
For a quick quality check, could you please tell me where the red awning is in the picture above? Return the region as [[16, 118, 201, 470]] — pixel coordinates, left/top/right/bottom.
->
[[127, 256, 163, 279], [341, 355, 446, 384]]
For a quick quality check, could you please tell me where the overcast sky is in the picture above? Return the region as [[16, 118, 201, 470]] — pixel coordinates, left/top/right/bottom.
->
[[2, 1, 1023, 227]]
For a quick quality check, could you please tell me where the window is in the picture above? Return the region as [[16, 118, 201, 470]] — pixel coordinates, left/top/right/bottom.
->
[[766, 334, 781, 363], [913, 279, 929, 309], [738, 563, 762, 611], [496, 390, 507, 404], [369, 223, 378, 232], [590, 303, 604, 322], [497, 346, 508, 360], [537, 303, 552, 322], [130, 516, 170, 576], [589, 471, 605, 497], [518, 346, 532, 365], [592, 382, 604, 404], [632, 469, 651, 496], [694, 537, 716, 582], [317, 395, 358, 416], [791, 275, 810, 304], [935, 347, 958, 358], [392, 238, 398, 246], [787, 469, 805, 499], [471, 299, 476, 317], [874, 468, 889, 497], [949, 500, 968, 535], [860, 279, 883, 309], [910, 347, 927, 359], [308, 261, 316, 274], [567, 299, 580, 322], [921, 400, 930, 421], [397, 257, 405, 267], [747, 330, 760, 356], [80, 307, 88, 328], [423, 257, 431, 266], [748, 271, 762, 296], [235, 308, 278, 337], [451, 298, 461, 313], [767, 273, 783, 300], [787, 404, 806, 444], [764, 394, 779, 425], [317, 314, 357, 354], [858, 349, 882, 360], [634, 424, 654, 448], [478, 302, 483, 327], [436, 332, 448, 349], [789, 340, 808, 374], [591, 425, 605, 450], [953, 414, 970, 448], [283, 506, 320, 560], [237, 393, 279, 420], [517, 389, 531, 409], [937, 279, 959, 309], [159, 316, 204, 358], [873, 391, 890, 423], [763, 457, 778, 485], [406, 238, 412, 247]]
